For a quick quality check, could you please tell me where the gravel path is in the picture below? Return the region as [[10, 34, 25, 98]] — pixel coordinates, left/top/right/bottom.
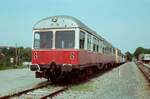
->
[[54, 62, 150, 99], [0, 68, 46, 97], [1, 62, 149, 99]]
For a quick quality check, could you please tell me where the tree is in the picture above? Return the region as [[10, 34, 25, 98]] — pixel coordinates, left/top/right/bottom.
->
[[145, 48, 150, 54], [22, 47, 32, 62], [133, 47, 149, 60], [125, 51, 133, 61], [0, 47, 32, 67]]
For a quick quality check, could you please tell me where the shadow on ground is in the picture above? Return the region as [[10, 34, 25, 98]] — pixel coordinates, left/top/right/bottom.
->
[[49, 64, 123, 87]]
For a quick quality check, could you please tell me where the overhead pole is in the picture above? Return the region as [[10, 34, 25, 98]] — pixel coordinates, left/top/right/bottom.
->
[[15, 43, 18, 67]]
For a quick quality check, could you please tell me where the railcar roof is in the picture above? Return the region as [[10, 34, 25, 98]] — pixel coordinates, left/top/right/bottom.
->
[[33, 15, 115, 49], [33, 15, 103, 38], [34, 16, 90, 30]]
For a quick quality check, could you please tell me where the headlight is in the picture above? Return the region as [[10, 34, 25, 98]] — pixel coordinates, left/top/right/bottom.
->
[[34, 52, 38, 59], [70, 52, 75, 60]]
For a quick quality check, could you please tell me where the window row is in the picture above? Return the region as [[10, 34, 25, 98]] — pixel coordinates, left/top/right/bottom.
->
[[79, 31, 116, 55]]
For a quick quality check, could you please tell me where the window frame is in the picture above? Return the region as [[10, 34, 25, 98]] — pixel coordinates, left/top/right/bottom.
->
[[55, 30, 75, 49], [79, 31, 86, 50], [34, 31, 53, 49]]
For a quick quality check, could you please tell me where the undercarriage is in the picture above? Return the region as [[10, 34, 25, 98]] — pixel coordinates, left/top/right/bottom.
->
[[30, 62, 120, 83]]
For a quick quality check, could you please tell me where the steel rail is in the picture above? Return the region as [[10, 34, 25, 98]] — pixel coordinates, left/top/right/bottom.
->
[[0, 83, 50, 99], [40, 87, 68, 99], [136, 62, 150, 81]]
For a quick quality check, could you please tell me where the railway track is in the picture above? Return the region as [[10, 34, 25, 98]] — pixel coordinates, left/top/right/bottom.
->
[[40, 87, 68, 99], [136, 62, 150, 81], [0, 83, 68, 99]]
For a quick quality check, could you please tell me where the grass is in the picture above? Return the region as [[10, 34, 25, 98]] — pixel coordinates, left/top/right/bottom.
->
[[46, 78, 96, 92], [47, 85, 56, 89], [18, 65, 29, 69], [0, 66, 13, 70], [69, 80, 96, 92], [0, 65, 29, 71]]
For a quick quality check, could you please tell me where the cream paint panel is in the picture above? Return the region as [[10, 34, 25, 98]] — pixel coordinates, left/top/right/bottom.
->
[[84, 32, 88, 50], [75, 29, 80, 49], [91, 35, 93, 51], [79, 29, 88, 50], [33, 28, 78, 49]]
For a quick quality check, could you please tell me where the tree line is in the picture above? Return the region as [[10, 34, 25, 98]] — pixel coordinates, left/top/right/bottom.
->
[[0, 47, 31, 67], [125, 47, 150, 61], [0, 46, 149, 66]]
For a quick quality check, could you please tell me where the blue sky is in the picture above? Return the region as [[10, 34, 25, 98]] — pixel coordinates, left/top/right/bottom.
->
[[0, 0, 150, 53]]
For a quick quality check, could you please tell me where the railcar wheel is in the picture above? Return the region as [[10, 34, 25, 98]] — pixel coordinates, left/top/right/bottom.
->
[[104, 64, 108, 70], [50, 75, 57, 83], [64, 72, 72, 83], [48, 62, 61, 83], [97, 63, 104, 70]]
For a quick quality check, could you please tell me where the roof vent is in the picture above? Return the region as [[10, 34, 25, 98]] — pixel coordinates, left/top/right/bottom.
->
[[51, 17, 58, 22]]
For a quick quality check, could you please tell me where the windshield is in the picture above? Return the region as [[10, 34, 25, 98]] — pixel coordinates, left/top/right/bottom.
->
[[34, 31, 53, 49], [55, 31, 75, 49]]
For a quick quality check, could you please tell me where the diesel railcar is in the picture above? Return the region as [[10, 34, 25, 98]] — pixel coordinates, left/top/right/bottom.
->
[[30, 15, 126, 82]]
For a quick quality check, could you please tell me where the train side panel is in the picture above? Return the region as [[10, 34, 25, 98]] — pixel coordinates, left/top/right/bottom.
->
[[32, 49, 116, 67], [78, 50, 116, 65]]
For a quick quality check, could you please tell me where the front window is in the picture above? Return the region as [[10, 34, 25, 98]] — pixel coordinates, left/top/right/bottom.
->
[[55, 31, 75, 49], [34, 31, 53, 49]]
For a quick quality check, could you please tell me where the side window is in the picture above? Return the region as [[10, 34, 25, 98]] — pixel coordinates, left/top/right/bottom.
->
[[106, 46, 108, 54], [102, 42, 104, 54], [118, 50, 121, 56], [97, 40, 99, 52], [109, 47, 111, 54], [103, 46, 105, 54], [99, 40, 103, 53], [93, 37, 96, 52], [113, 48, 115, 55], [104, 47, 106, 54], [79, 31, 85, 49], [87, 34, 91, 51]]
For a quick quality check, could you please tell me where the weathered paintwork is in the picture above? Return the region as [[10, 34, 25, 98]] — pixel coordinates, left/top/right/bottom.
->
[[32, 49, 116, 66]]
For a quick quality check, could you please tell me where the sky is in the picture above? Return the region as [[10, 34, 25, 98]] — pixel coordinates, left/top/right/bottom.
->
[[0, 0, 150, 53]]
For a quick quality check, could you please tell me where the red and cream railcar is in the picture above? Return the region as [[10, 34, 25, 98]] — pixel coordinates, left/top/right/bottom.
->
[[30, 15, 124, 81]]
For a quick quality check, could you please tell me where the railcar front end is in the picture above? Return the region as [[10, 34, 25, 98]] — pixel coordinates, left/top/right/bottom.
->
[[30, 29, 80, 81]]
